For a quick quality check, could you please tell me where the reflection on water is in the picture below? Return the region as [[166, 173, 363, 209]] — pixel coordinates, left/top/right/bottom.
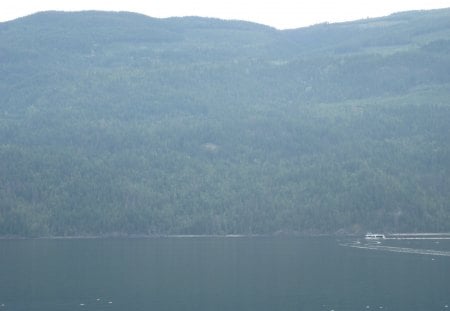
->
[[0, 237, 450, 311]]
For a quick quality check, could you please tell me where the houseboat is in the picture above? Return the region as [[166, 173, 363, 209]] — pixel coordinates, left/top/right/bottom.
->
[[365, 233, 386, 240]]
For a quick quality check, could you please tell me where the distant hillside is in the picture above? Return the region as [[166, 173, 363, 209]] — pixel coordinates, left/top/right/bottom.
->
[[1, 9, 450, 236]]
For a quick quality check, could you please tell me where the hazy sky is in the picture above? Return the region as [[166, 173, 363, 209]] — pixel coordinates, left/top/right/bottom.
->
[[1, 0, 449, 29]]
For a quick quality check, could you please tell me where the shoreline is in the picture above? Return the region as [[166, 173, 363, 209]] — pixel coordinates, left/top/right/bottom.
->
[[3, 232, 450, 240], [0, 233, 335, 240]]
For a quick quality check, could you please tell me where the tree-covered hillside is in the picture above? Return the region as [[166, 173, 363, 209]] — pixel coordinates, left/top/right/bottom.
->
[[1, 9, 450, 236]]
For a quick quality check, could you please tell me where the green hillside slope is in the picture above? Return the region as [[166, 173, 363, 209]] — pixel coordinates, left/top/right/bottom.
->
[[1, 9, 450, 236]]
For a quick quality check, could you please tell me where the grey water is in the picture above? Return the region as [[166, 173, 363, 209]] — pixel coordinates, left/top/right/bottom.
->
[[1, 237, 449, 311]]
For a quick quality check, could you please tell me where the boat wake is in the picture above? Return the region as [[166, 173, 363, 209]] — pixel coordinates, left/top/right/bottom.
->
[[386, 237, 450, 240], [386, 233, 450, 240], [340, 233, 450, 257], [342, 242, 450, 257]]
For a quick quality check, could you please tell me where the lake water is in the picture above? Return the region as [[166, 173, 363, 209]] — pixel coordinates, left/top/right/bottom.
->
[[1, 236, 450, 311]]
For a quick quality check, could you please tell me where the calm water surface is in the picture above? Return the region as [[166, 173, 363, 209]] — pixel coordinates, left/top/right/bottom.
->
[[0, 237, 449, 311]]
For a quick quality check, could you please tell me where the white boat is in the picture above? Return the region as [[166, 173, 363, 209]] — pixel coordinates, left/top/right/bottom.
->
[[365, 233, 386, 240]]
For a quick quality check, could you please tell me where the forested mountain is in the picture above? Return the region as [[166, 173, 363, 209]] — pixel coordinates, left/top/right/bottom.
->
[[1, 9, 450, 236]]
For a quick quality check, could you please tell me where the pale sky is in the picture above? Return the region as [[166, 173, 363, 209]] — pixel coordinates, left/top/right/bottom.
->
[[1, 0, 449, 29]]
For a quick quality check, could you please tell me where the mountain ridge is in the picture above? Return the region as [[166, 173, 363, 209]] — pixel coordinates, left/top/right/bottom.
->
[[1, 9, 450, 236]]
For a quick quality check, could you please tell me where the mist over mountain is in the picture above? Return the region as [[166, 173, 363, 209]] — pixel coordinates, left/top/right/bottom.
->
[[1, 9, 450, 236]]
